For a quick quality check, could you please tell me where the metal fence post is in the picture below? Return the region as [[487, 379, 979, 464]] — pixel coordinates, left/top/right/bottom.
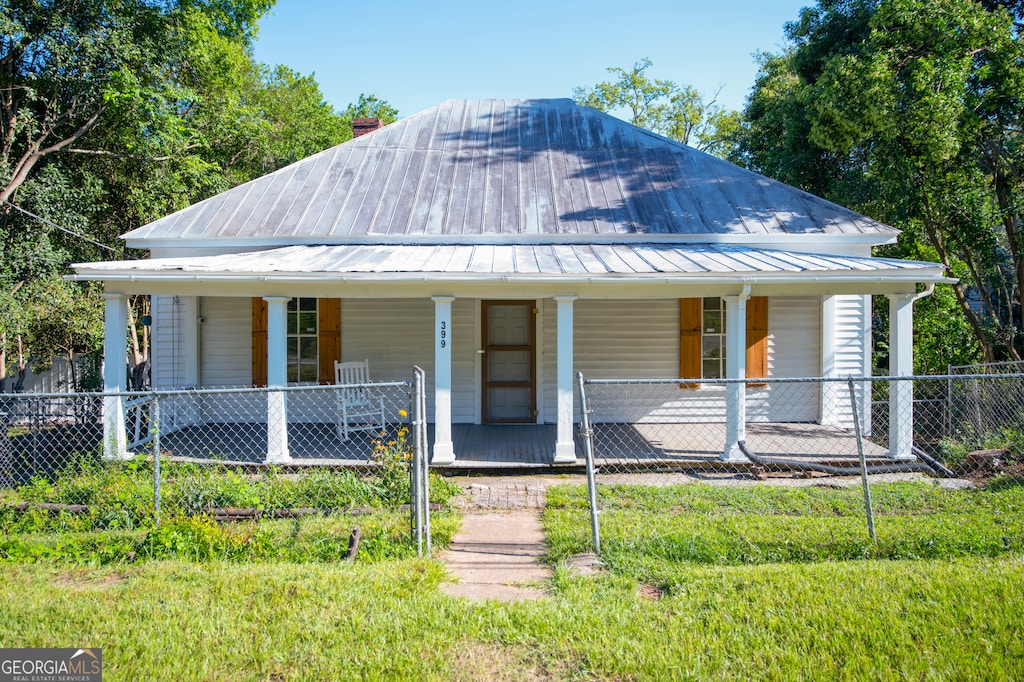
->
[[420, 368, 431, 556], [152, 393, 161, 525], [411, 370, 422, 554], [577, 371, 601, 555], [848, 377, 876, 540]]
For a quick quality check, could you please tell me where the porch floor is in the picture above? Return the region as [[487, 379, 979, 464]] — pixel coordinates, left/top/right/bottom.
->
[[154, 421, 889, 469]]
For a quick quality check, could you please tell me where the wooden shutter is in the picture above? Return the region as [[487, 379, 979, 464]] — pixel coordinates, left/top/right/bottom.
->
[[679, 298, 701, 389], [318, 298, 341, 385], [251, 297, 268, 387], [746, 296, 768, 387]]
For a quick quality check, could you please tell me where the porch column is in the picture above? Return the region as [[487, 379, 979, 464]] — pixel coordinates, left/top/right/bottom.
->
[[888, 293, 916, 460], [431, 296, 455, 465], [723, 290, 749, 461], [553, 296, 577, 463], [819, 295, 842, 426], [101, 293, 129, 460], [264, 296, 291, 463]]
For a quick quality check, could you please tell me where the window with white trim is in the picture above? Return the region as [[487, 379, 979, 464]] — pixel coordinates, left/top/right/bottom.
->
[[287, 297, 318, 383], [701, 297, 727, 379]]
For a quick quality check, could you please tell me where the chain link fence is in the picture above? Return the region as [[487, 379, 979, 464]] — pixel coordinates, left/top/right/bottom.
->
[[576, 372, 1024, 553], [1, 371, 437, 556]]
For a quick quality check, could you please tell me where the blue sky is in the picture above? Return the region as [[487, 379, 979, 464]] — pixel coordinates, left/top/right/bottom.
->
[[253, 1, 811, 119]]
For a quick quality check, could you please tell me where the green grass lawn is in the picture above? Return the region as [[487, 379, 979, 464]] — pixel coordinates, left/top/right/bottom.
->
[[0, 479, 1021, 680], [1, 556, 1021, 680]]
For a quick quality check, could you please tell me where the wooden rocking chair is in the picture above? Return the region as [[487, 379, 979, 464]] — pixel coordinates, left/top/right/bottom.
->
[[334, 360, 386, 441]]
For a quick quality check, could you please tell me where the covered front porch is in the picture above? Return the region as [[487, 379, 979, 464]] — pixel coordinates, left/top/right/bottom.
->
[[147, 420, 889, 470], [73, 243, 952, 468]]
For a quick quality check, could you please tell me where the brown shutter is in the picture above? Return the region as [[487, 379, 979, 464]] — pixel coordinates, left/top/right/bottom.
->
[[679, 298, 701, 389], [251, 297, 268, 387], [318, 298, 341, 385], [746, 296, 768, 387]]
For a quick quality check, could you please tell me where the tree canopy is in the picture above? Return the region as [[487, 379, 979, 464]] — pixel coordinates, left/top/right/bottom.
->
[[737, 0, 1024, 368], [573, 58, 742, 158], [0, 0, 396, 387]]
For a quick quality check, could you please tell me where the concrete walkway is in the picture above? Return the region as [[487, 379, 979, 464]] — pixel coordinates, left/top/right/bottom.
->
[[439, 477, 565, 601], [439, 511, 550, 601]]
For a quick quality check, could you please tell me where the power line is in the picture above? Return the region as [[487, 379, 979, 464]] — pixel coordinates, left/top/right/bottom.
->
[[2, 199, 121, 255]]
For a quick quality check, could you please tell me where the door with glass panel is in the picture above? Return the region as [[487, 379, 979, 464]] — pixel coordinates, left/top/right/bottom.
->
[[482, 301, 536, 423]]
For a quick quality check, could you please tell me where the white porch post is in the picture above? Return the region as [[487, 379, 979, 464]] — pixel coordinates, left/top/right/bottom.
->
[[819, 295, 843, 426], [431, 296, 456, 465], [723, 290, 749, 461], [101, 293, 129, 460], [264, 296, 291, 463], [553, 296, 577, 463], [888, 293, 916, 460]]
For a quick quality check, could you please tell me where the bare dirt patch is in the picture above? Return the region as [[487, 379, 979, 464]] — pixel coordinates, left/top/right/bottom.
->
[[636, 583, 664, 601], [448, 640, 570, 682]]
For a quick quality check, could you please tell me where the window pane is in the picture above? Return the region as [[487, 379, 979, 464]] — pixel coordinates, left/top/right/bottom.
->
[[703, 336, 723, 360], [703, 297, 725, 333], [299, 363, 318, 383], [287, 312, 297, 335], [300, 337, 318, 362], [287, 364, 298, 383], [703, 309, 721, 333], [299, 297, 316, 312], [287, 337, 297, 361], [287, 298, 297, 312], [299, 312, 317, 333], [703, 359, 722, 379], [488, 350, 530, 382]]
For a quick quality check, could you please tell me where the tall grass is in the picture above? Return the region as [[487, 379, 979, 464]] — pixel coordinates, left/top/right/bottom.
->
[[545, 481, 1024, 575], [2, 457, 461, 534]]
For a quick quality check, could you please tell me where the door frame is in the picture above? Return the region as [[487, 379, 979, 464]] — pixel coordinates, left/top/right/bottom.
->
[[480, 300, 537, 424]]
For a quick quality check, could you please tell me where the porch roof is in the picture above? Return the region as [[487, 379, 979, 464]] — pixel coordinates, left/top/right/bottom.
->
[[73, 243, 948, 284]]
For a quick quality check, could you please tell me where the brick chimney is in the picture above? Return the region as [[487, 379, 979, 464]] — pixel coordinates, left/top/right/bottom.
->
[[352, 117, 384, 138]]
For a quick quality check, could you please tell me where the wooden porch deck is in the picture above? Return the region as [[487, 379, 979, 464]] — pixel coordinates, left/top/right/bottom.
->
[[154, 421, 889, 470]]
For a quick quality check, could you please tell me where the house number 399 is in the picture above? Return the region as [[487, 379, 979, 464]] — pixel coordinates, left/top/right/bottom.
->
[[439, 321, 447, 349]]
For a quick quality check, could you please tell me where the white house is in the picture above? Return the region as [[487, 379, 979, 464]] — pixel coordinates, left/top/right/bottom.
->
[[72, 99, 949, 465]]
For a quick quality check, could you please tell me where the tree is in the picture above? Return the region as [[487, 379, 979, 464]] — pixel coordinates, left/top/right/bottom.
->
[[738, 0, 1024, 365], [343, 93, 399, 127], [0, 0, 369, 388], [574, 58, 742, 157]]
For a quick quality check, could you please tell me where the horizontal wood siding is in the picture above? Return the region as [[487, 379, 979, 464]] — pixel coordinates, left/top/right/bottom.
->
[[340, 299, 437, 420], [150, 294, 177, 390], [832, 294, 871, 429], [746, 297, 820, 422], [541, 297, 821, 424], [199, 297, 262, 422], [151, 295, 198, 389], [451, 299, 476, 423], [200, 298, 252, 387], [545, 299, 680, 423]]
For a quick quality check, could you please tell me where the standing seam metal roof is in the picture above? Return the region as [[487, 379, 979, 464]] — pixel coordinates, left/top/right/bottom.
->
[[122, 99, 897, 245], [74, 244, 942, 279]]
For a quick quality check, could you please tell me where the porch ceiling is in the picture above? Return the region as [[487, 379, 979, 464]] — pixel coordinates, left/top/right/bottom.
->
[[72, 243, 949, 286]]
